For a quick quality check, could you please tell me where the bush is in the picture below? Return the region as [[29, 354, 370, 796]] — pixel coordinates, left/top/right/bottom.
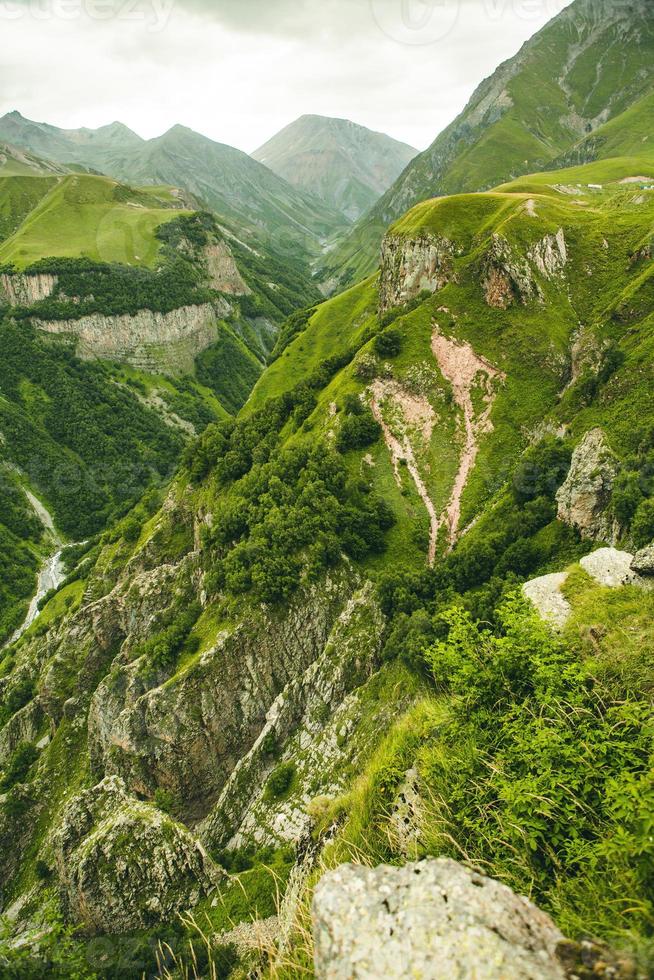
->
[[336, 410, 382, 453], [0, 742, 38, 792], [419, 597, 654, 940], [512, 438, 572, 504], [631, 498, 654, 548], [122, 516, 142, 544], [265, 762, 296, 800], [374, 328, 403, 358]]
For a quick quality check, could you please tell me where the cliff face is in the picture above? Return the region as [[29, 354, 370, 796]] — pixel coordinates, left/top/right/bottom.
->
[[0, 271, 58, 306], [203, 241, 251, 296], [33, 302, 228, 374], [0, 480, 393, 936], [379, 234, 457, 312]]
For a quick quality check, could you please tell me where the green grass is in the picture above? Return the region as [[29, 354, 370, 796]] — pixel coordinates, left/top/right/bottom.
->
[[0, 174, 188, 269]]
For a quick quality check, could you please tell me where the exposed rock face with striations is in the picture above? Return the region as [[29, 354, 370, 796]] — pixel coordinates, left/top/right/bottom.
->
[[54, 776, 221, 934], [482, 234, 541, 309], [0, 271, 58, 306], [200, 582, 387, 851], [89, 569, 361, 823], [379, 233, 457, 312], [556, 429, 620, 543], [203, 240, 251, 296], [32, 302, 227, 374], [312, 859, 567, 980], [527, 228, 568, 280]]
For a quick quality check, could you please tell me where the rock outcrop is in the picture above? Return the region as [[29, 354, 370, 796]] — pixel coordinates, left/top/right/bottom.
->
[[523, 572, 571, 630], [631, 544, 654, 576], [53, 776, 220, 934], [200, 582, 386, 851], [379, 233, 456, 313], [32, 302, 227, 374], [89, 571, 358, 822], [0, 272, 58, 306], [203, 241, 251, 296], [481, 234, 541, 309], [556, 429, 619, 543], [312, 859, 566, 979], [527, 229, 568, 280], [580, 548, 654, 590]]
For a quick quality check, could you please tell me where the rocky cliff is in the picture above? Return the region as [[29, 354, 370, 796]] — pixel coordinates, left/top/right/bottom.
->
[[0, 271, 58, 306], [33, 301, 228, 374], [379, 234, 457, 312]]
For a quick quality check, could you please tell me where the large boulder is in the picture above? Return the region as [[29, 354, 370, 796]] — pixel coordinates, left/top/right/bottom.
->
[[631, 544, 654, 576], [53, 776, 221, 934], [556, 429, 619, 543], [580, 548, 653, 590], [312, 859, 566, 979]]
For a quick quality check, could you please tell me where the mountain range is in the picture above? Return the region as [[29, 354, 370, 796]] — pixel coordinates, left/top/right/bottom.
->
[[322, 0, 654, 287], [1, 0, 654, 975]]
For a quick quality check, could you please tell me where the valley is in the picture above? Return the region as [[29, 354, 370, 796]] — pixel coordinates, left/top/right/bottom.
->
[[0, 1, 654, 977]]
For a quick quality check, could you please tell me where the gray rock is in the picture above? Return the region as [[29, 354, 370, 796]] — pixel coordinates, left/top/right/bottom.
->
[[580, 548, 653, 590], [312, 859, 566, 979], [631, 544, 654, 576], [379, 233, 457, 312], [556, 429, 619, 543], [522, 573, 571, 629], [53, 776, 221, 934]]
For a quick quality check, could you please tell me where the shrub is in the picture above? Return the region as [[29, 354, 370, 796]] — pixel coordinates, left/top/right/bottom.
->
[[374, 328, 403, 358], [265, 762, 296, 800], [336, 410, 382, 453], [0, 742, 38, 792], [631, 498, 654, 548], [512, 438, 572, 504], [122, 516, 142, 544]]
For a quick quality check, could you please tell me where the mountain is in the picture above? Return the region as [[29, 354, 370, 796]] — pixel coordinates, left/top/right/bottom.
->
[[0, 141, 68, 178], [252, 114, 416, 222], [322, 0, 654, 289], [0, 112, 348, 258], [2, 145, 654, 972]]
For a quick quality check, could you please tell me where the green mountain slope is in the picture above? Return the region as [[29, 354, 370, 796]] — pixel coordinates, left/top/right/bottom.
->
[[0, 112, 349, 259], [252, 114, 416, 222], [2, 151, 654, 973], [322, 0, 654, 289], [0, 173, 188, 269], [560, 88, 654, 166]]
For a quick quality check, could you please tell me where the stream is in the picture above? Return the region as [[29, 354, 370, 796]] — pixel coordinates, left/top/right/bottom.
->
[[6, 489, 66, 647]]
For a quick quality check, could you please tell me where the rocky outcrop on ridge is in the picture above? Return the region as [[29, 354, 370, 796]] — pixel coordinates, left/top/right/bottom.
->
[[482, 233, 542, 309], [379, 233, 457, 312], [556, 429, 619, 543], [32, 301, 228, 374], [312, 859, 567, 979], [0, 271, 58, 306], [53, 776, 221, 934]]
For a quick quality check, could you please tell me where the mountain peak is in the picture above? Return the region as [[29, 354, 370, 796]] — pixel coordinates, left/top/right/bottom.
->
[[253, 115, 417, 221]]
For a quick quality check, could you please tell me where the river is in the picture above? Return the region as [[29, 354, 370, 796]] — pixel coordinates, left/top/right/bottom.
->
[[6, 489, 67, 647]]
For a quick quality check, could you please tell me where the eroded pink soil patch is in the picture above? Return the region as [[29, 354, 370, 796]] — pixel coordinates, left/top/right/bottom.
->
[[432, 327, 505, 548]]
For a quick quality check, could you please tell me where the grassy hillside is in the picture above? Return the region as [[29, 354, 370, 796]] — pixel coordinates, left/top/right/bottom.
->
[[321, 0, 654, 290], [0, 174, 187, 269], [2, 154, 654, 976], [249, 157, 654, 577]]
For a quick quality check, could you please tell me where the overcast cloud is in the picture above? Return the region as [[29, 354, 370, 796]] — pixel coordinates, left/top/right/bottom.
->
[[0, 0, 574, 152]]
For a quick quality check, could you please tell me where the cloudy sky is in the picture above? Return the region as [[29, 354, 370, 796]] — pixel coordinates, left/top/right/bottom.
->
[[0, 0, 573, 152]]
